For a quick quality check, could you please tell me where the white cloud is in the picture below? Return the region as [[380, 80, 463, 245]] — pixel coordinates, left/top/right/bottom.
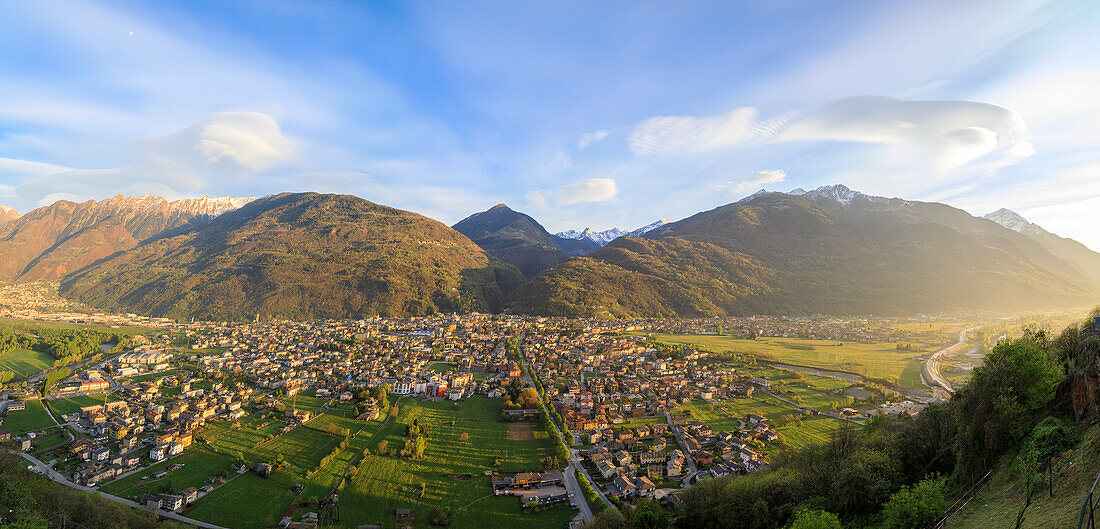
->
[[5, 112, 296, 211], [557, 178, 618, 205], [629, 107, 764, 156], [578, 130, 609, 149], [778, 96, 1033, 174], [732, 169, 786, 192], [628, 96, 1033, 176]]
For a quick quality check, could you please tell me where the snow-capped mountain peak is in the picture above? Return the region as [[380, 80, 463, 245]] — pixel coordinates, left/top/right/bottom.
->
[[626, 219, 668, 237], [555, 219, 667, 247], [983, 208, 1041, 234], [170, 196, 256, 216]]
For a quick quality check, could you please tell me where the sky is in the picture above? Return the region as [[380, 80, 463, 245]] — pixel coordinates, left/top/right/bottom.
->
[[1, 0, 1099, 249]]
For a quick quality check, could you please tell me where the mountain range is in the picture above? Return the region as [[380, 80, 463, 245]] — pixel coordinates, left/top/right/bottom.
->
[[453, 205, 666, 278], [0, 195, 254, 282], [1, 185, 1097, 320], [59, 193, 521, 321]]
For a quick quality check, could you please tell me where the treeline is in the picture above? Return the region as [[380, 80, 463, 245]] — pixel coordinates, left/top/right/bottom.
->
[[1, 324, 131, 365], [674, 309, 1099, 529], [0, 452, 190, 529]]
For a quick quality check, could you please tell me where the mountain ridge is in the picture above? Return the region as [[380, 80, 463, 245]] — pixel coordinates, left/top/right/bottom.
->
[[0, 194, 254, 282], [509, 185, 1099, 317], [61, 192, 522, 321]]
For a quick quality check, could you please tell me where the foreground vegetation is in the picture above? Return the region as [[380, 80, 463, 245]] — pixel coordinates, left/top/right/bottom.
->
[[667, 309, 1100, 529], [0, 451, 190, 529]]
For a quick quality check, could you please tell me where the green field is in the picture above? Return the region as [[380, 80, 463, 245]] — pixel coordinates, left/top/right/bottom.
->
[[618, 415, 668, 429], [428, 362, 457, 373], [647, 333, 927, 388], [101, 446, 238, 498], [338, 395, 573, 529], [45, 394, 124, 416], [0, 349, 55, 378], [130, 397, 569, 528], [252, 425, 344, 474], [2, 399, 58, 433], [187, 472, 297, 529], [678, 396, 847, 453]]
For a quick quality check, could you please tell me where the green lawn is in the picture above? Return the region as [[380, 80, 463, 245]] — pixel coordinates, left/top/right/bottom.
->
[[0, 349, 55, 378], [618, 415, 668, 429], [188, 472, 297, 529], [2, 399, 58, 433], [648, 333, 927, 388], [428, 362, 457, 373], [45, 394, 124, 416], [252, 424, 344, 474], [100, 446, 237, 499], [339, 395, 572, 529]]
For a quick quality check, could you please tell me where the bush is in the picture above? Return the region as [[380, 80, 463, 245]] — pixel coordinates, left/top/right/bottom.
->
[[878, 476, 947, 529], [788, 509, 841, 529]]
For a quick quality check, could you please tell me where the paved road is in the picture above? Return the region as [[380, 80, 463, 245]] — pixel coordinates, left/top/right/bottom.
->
[[923, 328, 973, 397], [519, 334, 611, 520], [665, 410, 698, 487], [14, 451, 226, 529]]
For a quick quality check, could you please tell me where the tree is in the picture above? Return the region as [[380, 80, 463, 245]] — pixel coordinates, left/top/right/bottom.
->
[[629, 498, 668, 529], [376, 440, 388, 454], [787, 509, 841, 529], [952, 336, 1061, 477], [879, 476, 947, 529]]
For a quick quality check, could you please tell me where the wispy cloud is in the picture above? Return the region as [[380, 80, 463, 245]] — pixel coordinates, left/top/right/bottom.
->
[[8, 112, 296, 210], [578, 130, 609, 149], [628, 96, 1033, 176]]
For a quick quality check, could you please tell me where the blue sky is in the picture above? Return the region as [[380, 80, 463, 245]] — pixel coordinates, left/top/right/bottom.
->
[[2, 0, 1099, 249]]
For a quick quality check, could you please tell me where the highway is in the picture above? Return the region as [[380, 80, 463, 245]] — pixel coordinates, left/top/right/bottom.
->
[[922, 328, 974, 398]]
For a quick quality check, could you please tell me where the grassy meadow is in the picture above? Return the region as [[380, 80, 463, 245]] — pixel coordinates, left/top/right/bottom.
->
[[0, 349, 55, 378], [647, 333, 927, 388], [2, 399, 57, 433]]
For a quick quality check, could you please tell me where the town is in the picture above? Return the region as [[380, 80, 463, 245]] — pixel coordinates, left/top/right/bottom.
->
[[0, 278, 1012, 529]]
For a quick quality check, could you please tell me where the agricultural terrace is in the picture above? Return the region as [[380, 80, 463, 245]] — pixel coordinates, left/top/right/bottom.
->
[[0, 348, 55, 378], [647, 333, 929, 388], [1, 399, 57, 433], [45, 393, 124, 416], [339, 395, 573, 529], [178, 404, 386, 527]]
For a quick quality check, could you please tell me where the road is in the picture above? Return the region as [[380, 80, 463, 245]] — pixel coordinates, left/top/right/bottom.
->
[[665, 410, 699, 487], [14, 450, 226, 529], [922, 328, 973, 398], [518, 334, 610, 521]]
